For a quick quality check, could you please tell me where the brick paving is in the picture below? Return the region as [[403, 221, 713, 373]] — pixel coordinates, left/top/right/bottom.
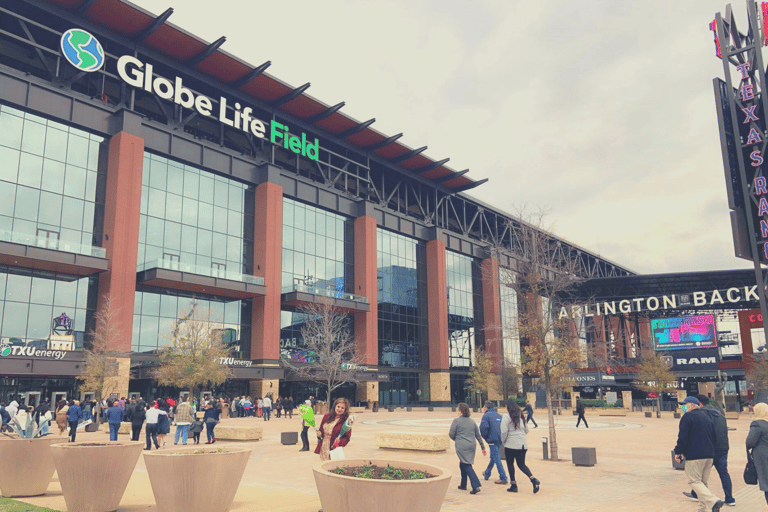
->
[[12, 409, 768, 512]]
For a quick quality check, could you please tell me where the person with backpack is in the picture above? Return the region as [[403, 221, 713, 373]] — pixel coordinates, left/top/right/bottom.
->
[[479, 401, 508, 485]]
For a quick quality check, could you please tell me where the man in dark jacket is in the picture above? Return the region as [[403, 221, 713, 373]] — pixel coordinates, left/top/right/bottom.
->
[[673, 396, 724, 512], [479, 401, 508, 485], [66, 400, 82, 443], [684, 395, 734, 506], [129, 400, 146, 441], [104, 399, 124, 441], [524, 400, 538, 428], [575, 396, 588, 428]]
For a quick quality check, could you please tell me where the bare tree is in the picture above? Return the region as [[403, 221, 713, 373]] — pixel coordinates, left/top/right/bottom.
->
[[498, 356, 521, 401], [490, 208, 589, 461], [282, 300, 363, 403], [634, 353, 678, 416], [80, 295, 123, 424], [154, 301, 232, 400], [467, 348, 497, 405], [746, 352, 768, 403]]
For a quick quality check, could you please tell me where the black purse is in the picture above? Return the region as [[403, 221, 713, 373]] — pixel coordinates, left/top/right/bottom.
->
[[745, 448, 758, 486]]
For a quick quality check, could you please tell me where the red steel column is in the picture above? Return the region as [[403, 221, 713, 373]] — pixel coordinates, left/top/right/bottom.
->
[[251, 182, 283, 363], [96, 131, 144, 352], [427, 239, 449, 370], [354, 216, 378, 365], [481, 257, 502, 372]]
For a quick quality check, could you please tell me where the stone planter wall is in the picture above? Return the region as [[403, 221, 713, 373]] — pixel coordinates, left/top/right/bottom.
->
[[0, 436, 67, 497], [313, 458, 451, 512]]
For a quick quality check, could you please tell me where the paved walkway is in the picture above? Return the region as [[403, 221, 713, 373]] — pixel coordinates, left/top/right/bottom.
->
[[11, 409, 768, 512]]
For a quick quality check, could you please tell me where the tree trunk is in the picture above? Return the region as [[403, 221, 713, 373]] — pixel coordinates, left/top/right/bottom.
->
[[656, 396, 662, 417], [543, 367, 558, 460]]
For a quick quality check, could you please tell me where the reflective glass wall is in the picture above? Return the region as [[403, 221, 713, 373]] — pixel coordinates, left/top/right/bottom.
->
[[132, 289, 251, 357], [281, 198, 354, 294], [447, 251, 483, 368], [377, 230, 427, 369], [138, 153, 254, 277], [0, 104, 104, 254], [499, 268, 520, 368], [0, 267, 97, 349]]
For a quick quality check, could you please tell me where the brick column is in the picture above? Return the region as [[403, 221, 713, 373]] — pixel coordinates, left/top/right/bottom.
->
[[353, 215, 378, 365], [251, 181, 282, 365], [426, 239, 450, 403], [96, 131, 144, 354], [481, 257, 502, 372]]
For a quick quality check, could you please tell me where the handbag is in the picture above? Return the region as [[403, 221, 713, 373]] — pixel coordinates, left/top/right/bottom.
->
[[745, 448, 758, 486], [330, 446, 345, 460]]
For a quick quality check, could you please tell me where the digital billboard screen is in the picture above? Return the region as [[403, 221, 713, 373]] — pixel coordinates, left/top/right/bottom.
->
[[651, 314, 718, 351]]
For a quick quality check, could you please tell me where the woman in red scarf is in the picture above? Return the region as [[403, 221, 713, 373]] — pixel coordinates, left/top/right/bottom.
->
[[314, 397, 352, 460]]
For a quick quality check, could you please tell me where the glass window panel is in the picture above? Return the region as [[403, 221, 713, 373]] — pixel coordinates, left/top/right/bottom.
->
[[7, 273, 32, 302], [183, 171, 199, 198], [63, 164, 87, 199], [0, 181, 15, 217], [0, 110, 23, 149], [66, 134, 89, 168], [149, 158, 167, 190], [214, 179, 228, 206], [87, 139, 100, 171], [283, 226, 294, 250], [38, 191, 63, 226], [145, 244, 162, 263], [199, 175, 214, 203], [283, 200, 293, 226], [227, 210, 241, 237], [294, 205, 305, 230], [0, 273, 6, 300], [213, 206, 228, 233], [145, 216, 164, 245], [139, 315, 159, 348], [166, 166, 183, 195], [42, 126, 68, 162], [197, 228, 212, 257], [159, 294, 177, 318], [82, 201, 95, 234], [53, 279, 77, 308], [21, 119, 46, 156], [14, 186, 40, 222], [165, 193, 182, 223], [180, 224, 197, 254], [27, 304, 53, 340], [41, 159, 65, 194], [306, 209, 316, 232], [211, 232, 227, 259], [198, 203, 213, 230], [182, 197, 198, 226], [164, 222, 181, 251], [228, 184, 242, 212], [60, 197, 84, 230], [17, 152, 43, 189], [3, 301, 29, 338], [0, 145, 20, 183], [85, 171, 97, 202], [75, 278, 88, 309], [142, 293, 161, 317], [148, 188, 166, 218]]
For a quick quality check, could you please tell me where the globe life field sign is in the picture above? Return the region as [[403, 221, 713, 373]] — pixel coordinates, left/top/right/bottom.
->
[[60, 29, 320, 161], [60, 29, 104, 72]]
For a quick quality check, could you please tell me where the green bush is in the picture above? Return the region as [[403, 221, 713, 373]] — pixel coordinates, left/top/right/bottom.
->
[[580, 399, 623, 408]]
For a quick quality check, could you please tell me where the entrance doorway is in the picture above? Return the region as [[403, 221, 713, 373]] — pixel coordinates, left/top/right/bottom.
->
[[51, 391, 67, 405], [24, 391, 41, 409]]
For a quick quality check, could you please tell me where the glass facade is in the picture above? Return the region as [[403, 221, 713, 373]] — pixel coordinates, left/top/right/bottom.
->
[[138, 152, 254, 275], [279, 310, 354, 364], [377, 230, 427, 369], [447, 251, 483, 368], [499, 269, 520, 368], [0, 267, 97, 349], [0, 104, 104, 254], [282, 198, 354, 293], [132, 289, 251, 357]]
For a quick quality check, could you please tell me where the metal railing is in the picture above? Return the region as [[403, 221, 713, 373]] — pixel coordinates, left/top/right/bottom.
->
[[0, 230, 106, 258], [280, 283, 368, 303], [138, 259, 264, 285]]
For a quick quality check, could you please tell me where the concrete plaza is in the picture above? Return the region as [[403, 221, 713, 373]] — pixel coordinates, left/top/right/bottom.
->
[[10, 408, 768, 512]]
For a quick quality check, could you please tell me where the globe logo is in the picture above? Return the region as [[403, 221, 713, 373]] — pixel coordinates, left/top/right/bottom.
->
[[1, 345, 10, 357], [60, 28, 104, 72]]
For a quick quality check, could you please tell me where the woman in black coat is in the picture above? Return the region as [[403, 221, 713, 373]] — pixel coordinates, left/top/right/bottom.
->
[[747, 402, 768, 505], [156, 398, 171, 447], [129, 400, 146, 441]]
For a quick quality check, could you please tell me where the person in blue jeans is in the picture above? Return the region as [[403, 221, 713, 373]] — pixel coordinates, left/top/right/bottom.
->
[[173, 397, 194, 445], [449, 402, 486, 494], [104, 399, 124, 441], [66, 400, 82, 443], [480, 401, 508, 485], [203, 401, 220, 444]]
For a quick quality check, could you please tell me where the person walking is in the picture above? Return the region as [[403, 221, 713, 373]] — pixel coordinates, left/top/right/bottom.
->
[[55, 400, 69, 435], [683, 395, 735, 506], [203, 401, 220, 444], [275, 397, 282, 418], [575, 396, 588, 429], [449, 402, 486, 495], [173, 396, 193, 445], [524, 400, 538, 428], [156, 398, 171, 447], [190, 417, 204, 444], [263, 395, 272, 421], [257, 397, 263, 418], [285, 397, 294, 419], [746, 402, 768, 507], [66, 400, 82, 442], [128, 400, 146, 441], [144, 401, 165, 450], [673, 396, 724, 512], [479, 401, 507, 485], [300, 418, 311, 451], [314, 397, 352, 460], [242, 397, 252, 417], [234, 396, 241, 418], [501, 400, 541, 494], [104, 399, 124, 441], [35, 400, 51, 436]]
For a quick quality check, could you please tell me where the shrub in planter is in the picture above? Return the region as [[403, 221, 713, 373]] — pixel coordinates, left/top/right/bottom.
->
[[143, 446, 251, 512], [51, 441, 143, 512], [313, 458, 451, 512]]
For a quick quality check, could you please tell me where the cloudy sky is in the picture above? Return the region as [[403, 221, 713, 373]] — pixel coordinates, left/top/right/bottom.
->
[[129, 0, 753, 275]]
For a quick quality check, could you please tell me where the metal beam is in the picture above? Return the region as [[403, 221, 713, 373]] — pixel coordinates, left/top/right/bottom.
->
[[390, 146, 427, 164], [433, 169, 468, 184], [306, 102, 344, 124], [186, 36, 226, 66], [414, 157, 449, 174], [365, 133, 402, 151], [449, 178, 487, 194], [272, 82, 311, 107], [230, 61, 271, 89], [337, 118, 375, 138], [133, 8, 173, 43], [75, 0, 99, 15]]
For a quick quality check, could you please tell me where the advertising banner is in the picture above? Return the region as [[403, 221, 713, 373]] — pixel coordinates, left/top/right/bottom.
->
[[651, 315, 718, 351]]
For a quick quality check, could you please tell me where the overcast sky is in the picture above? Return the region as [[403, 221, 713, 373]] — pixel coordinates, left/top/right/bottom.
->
[[128, 0, 754, 275]]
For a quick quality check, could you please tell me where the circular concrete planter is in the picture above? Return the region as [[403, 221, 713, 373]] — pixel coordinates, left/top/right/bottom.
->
[[0, 436, 67, 497], [313, 458, 451, 512], [50, 441, 143, 512], [143, 446, 251, 512]]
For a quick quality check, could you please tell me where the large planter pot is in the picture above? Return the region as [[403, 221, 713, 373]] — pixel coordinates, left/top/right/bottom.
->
[[313, 458, 451, 512], [143, 446, 251, 512], [0, 436, 66, 497], [50, 441, 143, 512]]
